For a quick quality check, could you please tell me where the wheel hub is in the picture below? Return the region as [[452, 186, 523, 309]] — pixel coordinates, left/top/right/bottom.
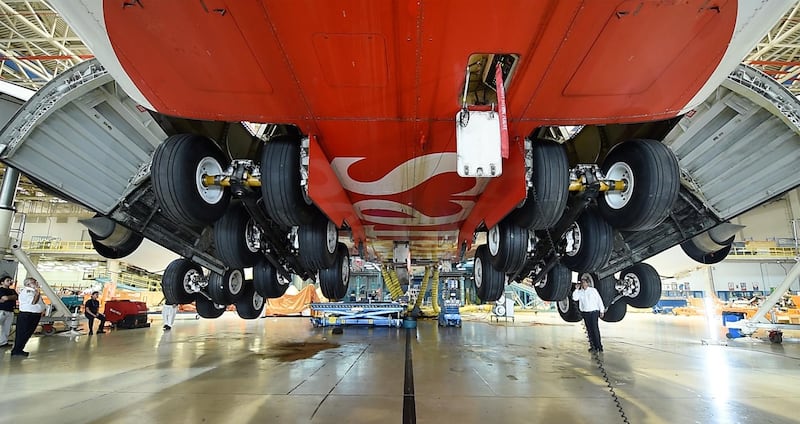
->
[[252, 292, 264, 309], [603, 161, 634, 209], [228, 270, 244, 295], [564, 223, 582, 256], [326, 221, 338, 254], [474, 257, 483, 289], [245, 219, 262, 253], [618, 273, 641, 298], [183, 269, 202, 293], [196, 156, 225, 204], [557, 298, 569, 313], [488, 225, 500, 256]]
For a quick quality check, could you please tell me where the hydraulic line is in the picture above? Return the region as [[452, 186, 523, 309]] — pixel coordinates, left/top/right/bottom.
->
[[581, 322, 630, 424], [412, 266, 430, 310], [431, 267, 440, 314], [383, 266, 403, 300]]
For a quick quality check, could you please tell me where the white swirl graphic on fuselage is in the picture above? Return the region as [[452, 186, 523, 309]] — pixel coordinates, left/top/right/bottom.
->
[[354, 199, 474, 226], [330, 153, 482, 196]]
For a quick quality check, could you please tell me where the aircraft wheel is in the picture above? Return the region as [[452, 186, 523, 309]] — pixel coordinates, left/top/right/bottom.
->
[[253, 259, 291, 298], [596, 275, 619, 307], [298, 217, 338, 271], [474, 245, 506, 302], [557, 286, 583, 323], [214, 201, 262, 269], [208, 268, 245, 304], [162, 259, 202, 305], [509, 140, 570, 230], [196, 294, 226, 319], [619, 263, 662, 308], [601, 300, 627, 322], [235, 282, 265, 319], [561, 207, 614, 272], [533, 262, 571, 301], [152, 134, 230, 227], [90, 228, 143, 259], [598, 139, 679, 231], [320, 243, 350, 300], [260, 136, 316, 227], [680, 236, 734, 265], [487, 221, 528, 273]]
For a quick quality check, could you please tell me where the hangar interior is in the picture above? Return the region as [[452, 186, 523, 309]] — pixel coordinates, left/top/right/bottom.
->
[[0, 2, 800, 424]]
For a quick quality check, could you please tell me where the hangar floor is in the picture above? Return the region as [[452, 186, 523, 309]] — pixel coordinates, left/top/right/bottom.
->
[[2, 312, 799, 423]]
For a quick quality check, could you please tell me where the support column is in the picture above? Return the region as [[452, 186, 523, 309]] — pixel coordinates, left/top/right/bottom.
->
[[0, 167, 20, 252]]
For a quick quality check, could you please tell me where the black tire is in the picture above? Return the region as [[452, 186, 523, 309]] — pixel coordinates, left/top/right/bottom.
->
[[620, 263, 662, 308], [152, 134, 231, 227], [473, 245, 506, 302], [509, 140, 570, 230], [298, 217, 338, 271], [680, 236, 734, 265], [162, 259, 202, 305], [596, 275, 618, 307], [320, 243, 350, 301], [601, 300, 627, 322], [235, 282, 265, 319], [90, 230, 143, 259], [208, 269, 245, 304], [557, 286, 582, 322], [598, 139, 679, 231], [260, 137, 316, 227], [213, 201, 262, 268], [561, 208, 614, 272], [487, 221, 529, 273], [534, 262, 571, 301], [196, 295, 226, 319], [253, 259, 291, 298]]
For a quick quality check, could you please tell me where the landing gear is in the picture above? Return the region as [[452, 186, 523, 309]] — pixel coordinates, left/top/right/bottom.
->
[[533, 262, 571, 301], [509, 140, 570, 230], [208, 269, 245, 305], [618, 263, 662, 308], [298, 217, 338, 271], [213, 201, 262, 268], [235, 282, 265, 319], [680, 236, 734, 265], [196, 294, 226, 319], [474, 245, 506, 302], [560, 207, 613, 272], [557, 285, 582, 323], [487, 221, 528, 273], [320, 243, 350, 301], [253, 259, 291, 298], [601, 300, 627, 322], [85, 215, 143, 259], [151, 134, 231, 227], [260, 136, 316, 227], [162, 259, 203, 304], [598, 139, 680, 231]]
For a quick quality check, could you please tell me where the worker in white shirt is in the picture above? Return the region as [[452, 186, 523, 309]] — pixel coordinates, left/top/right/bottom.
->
[[162, 303, 177, 330], [11, 277, 46, 358], [572, 275, 606, 353]]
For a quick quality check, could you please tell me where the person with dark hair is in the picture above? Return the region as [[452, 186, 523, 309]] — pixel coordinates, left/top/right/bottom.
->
[[11, 277, 45, 357], [0, 274, 18, 348], [84, 291, 106, 335]]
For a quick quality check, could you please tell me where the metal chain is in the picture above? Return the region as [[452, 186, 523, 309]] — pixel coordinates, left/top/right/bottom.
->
[[581, 322, 631, 424]]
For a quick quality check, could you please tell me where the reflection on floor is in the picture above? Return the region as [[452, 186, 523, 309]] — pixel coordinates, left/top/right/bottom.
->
[[2, 312, 799, 423]]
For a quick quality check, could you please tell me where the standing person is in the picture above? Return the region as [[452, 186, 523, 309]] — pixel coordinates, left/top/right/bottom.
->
[[162, 303, 177, 330], [11, 277, 45, 357], [572, 276, 606, 353], [0, 274, 18, 348], [84, 291, 106, 335]]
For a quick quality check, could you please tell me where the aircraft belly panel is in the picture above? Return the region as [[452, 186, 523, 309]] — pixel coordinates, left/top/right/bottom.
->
[[99, 1, 736, 126]]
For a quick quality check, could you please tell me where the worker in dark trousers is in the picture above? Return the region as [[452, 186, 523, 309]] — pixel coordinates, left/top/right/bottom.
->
[[84, 291, 106, 335], [11, 277, 45, 358], [572, 276, 606, 353]]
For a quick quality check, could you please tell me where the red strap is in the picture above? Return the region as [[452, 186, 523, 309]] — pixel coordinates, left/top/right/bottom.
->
[[495, 64, 509, 159]]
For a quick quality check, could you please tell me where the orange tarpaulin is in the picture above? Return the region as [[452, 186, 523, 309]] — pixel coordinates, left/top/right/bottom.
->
[[265, 285, 320, 316]]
